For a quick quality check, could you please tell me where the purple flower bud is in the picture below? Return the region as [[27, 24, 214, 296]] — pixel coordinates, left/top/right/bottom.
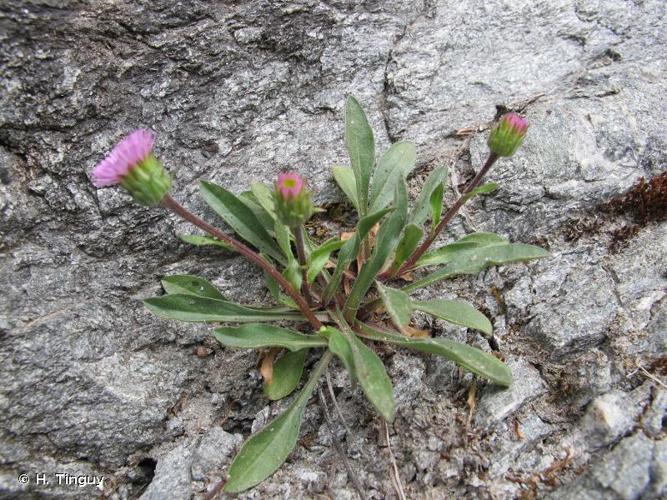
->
[[274, 171, 314, 227], [276, 171, 304, 200], [487, 112, 529, 157], [91, 129, 171, 205]]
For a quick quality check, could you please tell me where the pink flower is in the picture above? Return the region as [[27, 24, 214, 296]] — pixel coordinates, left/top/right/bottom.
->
[[92, 129, 155, 187], [276, 171, 304, 200], [487, 112, 529, 157], [503, 112, 528, 135]]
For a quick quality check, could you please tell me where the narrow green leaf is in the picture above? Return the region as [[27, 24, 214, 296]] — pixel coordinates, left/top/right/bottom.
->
[[429, 182, 444, 229], [390, 223, 423, 271], [405, 243, 549, 293], [224, 351, 332, 493], [369, 141, 416, 213], [178, 234, 233, 252], [417, 232, 508, 268], [251, 182, 277, 219], [377, 283, 412, 328], [307, 238, 345, 284], [457, 232, 509, 245], [345, 96, 375, 215], [144, 294, 306, 323], [273, 219, 293, 259], [413, 299, 492, 335], [320, 327, 355, 377], [282, 257, 302, 292], [214, 324, 327, 351], [461, 182, 499, 203], [322, 207, 392, 303], [409, 166, 447, 226], [358, 324, 511, 387], [161, 275, 225, 300], [264, 268, 281, 301], [264, 350, 307, 401], [332, 166, 359, 212], [417, 241, 482, 268], [321, 326, 395, 421], [238, 191, 276, 234], [344, 180, 408, 319], [200, 180, 284, 263]]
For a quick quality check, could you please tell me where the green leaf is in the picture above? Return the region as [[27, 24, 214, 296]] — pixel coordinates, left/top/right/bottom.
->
[[345, 96, 375, 215], [344, 180, 408, 319], [200, 180, 284, 264], [144, 294, 306, 323], [417, 232, 508, 268], [429, 182, 444, 230], [282, 257, 302, 292], [307, 238, 345, 284], [322, 207, 392, 303], [369, 142, 416, 213], [457, 232, 509, 245], [332, 166, 359, 212], [161, 275, 225, 300], [461, 182, 499, 203], [358, 324, 511, 387], [214, 324, 327, 351], [273, 219, 293, 259], [412, 299, 492, 335], [178, 234, 233, 252], [409, 166, 447, 226], [251, 182, 277, 219], [224, 351, 332, 493], [238, 191, 276, 234], [264, 350, 307, 401], [321, 326, 395, 421], [390, 223, 423, 272], [404, 243, 549, 293], [377, 283, 412, 328]]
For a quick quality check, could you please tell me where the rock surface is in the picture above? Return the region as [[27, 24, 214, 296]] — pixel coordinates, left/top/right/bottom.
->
[[1, 0, 665, 499]]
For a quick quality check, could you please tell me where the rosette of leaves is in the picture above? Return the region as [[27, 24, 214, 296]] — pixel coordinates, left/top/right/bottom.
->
[[144, 97, 548, 493]]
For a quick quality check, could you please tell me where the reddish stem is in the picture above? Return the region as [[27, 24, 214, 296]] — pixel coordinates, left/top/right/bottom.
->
[[380, 152, 499, 280], [161, 194, 322, 329]]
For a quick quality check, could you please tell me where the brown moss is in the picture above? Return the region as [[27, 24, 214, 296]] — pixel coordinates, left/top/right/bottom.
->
[[601, 171, 667, 224]]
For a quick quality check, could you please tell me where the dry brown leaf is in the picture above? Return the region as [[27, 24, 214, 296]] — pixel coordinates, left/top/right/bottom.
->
[[259, 347, 281, 385], [402, 325, 431, 338]]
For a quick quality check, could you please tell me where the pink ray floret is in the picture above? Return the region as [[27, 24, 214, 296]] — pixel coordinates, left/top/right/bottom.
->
[[92, 129, 155, 187], [503, 112, 528, 135], [276, 171, 304, 200]]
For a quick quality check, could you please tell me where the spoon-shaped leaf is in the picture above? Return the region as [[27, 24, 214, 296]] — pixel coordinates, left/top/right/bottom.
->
[[264, 350, 307, 401], [161, 275, 225, 300], [358, 324, 511, 387], [144, 295, 307, 323], [214, 324, 327, 351], [413, 299, 492, 335], [224, 351, 333, 493]]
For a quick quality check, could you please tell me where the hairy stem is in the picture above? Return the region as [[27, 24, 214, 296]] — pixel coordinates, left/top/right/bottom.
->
[[161, 194, 322, 329], [293, 225, 315, 307], [381, 152, 499, 280]]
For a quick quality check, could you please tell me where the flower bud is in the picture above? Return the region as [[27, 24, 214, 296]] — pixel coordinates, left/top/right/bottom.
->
[[487, 112, 528, 157], [91, 129, 171, 206], [274, 171, 314, 227]]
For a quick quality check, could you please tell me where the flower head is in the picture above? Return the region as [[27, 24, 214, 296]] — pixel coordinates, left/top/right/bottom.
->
[[92, 129, 155, 187], [276, 171, 304, 200], [274, 171, 314, 227], [91, 129, 171, 206], [487, 112, 529, 157]]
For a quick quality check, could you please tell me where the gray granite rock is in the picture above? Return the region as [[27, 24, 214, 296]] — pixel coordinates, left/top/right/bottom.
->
[[1, 0, 666, 499], [551, 432, 657, 500], [475, 358, 547, 426]]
